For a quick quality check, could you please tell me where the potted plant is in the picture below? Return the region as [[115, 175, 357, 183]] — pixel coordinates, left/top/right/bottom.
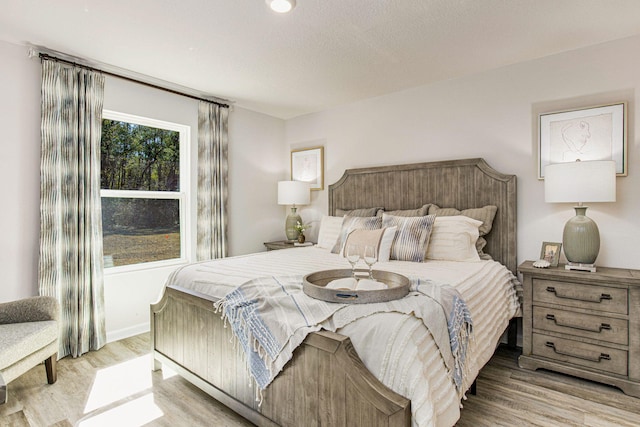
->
[[294, 221, 311, 244]]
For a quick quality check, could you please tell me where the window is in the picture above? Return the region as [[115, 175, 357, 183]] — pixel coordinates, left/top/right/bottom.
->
[[100, 110, 190, 270]]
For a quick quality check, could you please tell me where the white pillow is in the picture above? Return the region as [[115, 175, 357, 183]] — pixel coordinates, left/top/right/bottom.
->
[[316, 216, 345, 250], [426, 216, 482, 262]]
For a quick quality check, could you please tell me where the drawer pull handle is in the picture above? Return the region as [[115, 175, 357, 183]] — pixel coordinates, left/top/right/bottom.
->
[[545, 314, 612, 333], [545, 286, 612, 303], [545, 341, 611, 363]]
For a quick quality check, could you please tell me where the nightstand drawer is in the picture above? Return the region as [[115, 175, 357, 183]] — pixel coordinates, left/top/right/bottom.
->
[[533, 306, 628, 345], [532, 279, 627, 315], [532, 333, 627, 376]]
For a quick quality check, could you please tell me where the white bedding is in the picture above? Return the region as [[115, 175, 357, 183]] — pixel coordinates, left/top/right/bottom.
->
[[165, 246, 520, 427]]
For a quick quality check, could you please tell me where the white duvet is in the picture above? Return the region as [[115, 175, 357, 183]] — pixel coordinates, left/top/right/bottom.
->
[[165, 246, 521, 427]]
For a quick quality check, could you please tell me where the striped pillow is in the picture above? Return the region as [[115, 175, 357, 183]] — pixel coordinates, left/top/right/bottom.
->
[[331, 216, 383, 254], [382, 213, 436, 262]]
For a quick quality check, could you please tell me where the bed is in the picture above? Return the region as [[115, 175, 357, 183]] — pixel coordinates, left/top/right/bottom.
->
[[151, 157, 520, 427]]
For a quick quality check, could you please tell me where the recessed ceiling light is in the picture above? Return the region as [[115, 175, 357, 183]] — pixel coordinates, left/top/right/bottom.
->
[[266, 0, 296, 13]]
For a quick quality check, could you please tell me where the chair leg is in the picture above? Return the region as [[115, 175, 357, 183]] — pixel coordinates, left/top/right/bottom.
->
[[45, 353, 57, 384]]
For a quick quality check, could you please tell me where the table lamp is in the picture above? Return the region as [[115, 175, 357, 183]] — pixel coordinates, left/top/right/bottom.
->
[[544, 160, 616, 272], [278, 180, 310, 241]]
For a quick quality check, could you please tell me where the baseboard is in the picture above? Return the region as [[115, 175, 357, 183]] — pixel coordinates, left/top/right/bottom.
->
[[106, 322, 150, 343]]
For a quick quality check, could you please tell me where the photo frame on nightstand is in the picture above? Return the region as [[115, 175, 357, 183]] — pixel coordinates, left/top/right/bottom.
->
[[540, 241, 562, 267]]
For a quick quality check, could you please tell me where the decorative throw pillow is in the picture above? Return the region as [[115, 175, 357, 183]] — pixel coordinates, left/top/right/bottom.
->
[[378, 226, 397, 262], [428, 204, 498, 257], [382, 204, 431, 217], [426, 216, 482, 262], [335, 207, 383, 217], [341, 226, 397, 261], [381, 213, 436, 262], [342, 228, 386, 258], [316, 216, 345, 250], [331, 216, 383, 254]]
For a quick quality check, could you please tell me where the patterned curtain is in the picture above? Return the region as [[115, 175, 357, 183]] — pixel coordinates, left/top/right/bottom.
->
[[39, 59, 106, 358], [197, 101, 229, 260]]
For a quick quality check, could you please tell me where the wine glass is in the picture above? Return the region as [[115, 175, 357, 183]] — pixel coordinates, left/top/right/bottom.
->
[[346, 244, 361, 278], [363, 245, 377, 280]]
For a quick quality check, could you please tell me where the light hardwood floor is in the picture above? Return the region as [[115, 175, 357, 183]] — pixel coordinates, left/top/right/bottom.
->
[[1, 334, 639, 426], [459, 347, 640, 427]]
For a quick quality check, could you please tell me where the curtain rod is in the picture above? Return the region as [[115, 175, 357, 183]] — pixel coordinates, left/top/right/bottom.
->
[[37, 51, 231, 109]]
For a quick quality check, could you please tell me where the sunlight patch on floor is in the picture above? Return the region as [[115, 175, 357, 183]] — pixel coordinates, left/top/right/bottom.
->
[[160, 363, 177, 380], [84, 355, 150, 412], [84, 354, 174, 413], [78, 393, 162, 426]]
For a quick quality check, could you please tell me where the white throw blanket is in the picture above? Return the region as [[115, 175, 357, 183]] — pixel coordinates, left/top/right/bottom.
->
[[214, 274, 472, 398]]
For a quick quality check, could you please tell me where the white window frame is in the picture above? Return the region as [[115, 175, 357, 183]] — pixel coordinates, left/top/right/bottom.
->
[[101, 110, 191, 273]]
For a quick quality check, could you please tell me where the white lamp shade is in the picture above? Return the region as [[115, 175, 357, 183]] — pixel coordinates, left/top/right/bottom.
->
[[544, 160, 616, 204], [278, 180, 310, 205]]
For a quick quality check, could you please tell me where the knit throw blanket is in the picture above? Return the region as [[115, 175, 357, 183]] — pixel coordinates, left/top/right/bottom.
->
[[214, 275, 472, 396]]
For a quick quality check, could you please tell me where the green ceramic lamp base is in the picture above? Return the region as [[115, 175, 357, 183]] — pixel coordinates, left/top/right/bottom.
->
[[562, 206, 600, 272], [285, 207, 302, 241]]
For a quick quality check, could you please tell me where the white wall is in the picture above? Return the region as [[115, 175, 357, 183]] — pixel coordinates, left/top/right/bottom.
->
[[228, 107, 288, 255], [0, 40, 287, 342], [0, 41, 41, 302], [286, 35, 640, 271]]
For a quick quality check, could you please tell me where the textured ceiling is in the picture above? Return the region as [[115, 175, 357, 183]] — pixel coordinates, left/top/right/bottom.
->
[[3, 0, 640, 119]]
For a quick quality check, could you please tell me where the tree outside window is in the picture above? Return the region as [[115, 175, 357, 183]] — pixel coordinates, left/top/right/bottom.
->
[[100, 111, 190, 269]]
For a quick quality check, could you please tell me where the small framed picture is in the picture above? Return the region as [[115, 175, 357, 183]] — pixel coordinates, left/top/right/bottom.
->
[[291, 146, 324, 190], [540, 241, 562, 267]]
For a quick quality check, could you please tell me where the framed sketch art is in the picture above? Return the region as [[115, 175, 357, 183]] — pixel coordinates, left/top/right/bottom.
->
[[291, 146, 324, 190], [538, 102, 627, 179]]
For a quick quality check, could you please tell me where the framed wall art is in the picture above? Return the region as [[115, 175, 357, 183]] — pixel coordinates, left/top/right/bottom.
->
[[291, 146, 324, 190], [538, 102, 627, 179]]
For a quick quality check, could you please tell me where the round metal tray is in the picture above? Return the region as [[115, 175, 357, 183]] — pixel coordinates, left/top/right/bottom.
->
[[303, 269, 410, 304]]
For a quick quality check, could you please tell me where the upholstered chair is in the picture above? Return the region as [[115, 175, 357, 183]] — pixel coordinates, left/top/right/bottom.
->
[[0, 296, 59, 404]]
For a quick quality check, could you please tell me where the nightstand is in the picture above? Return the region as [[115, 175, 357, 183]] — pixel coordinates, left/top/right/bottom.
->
[[264, 240, 295, 251], [518, 260, 640, 397]]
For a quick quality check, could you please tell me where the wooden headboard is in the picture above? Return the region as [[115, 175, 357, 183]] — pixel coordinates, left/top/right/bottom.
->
[[328, 158, 517, 274]]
